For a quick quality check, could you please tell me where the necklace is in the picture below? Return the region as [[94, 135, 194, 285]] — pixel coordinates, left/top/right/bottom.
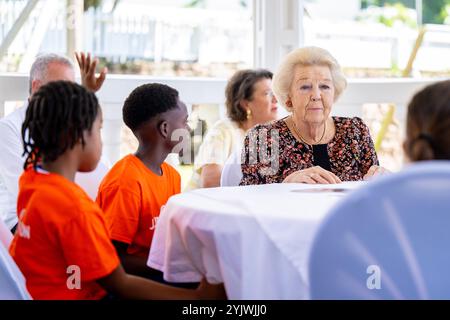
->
[[291, 116, 327, 146]]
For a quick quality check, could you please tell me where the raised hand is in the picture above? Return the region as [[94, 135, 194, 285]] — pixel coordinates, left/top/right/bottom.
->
[[75, 52, 107, 92]]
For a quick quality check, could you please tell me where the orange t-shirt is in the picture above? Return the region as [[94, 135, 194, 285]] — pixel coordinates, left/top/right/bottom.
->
[[9, 168, 120, 300], [96, 155, 181, 258]]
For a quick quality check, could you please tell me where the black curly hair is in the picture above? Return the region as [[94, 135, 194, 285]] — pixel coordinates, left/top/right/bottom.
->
[[22, 80, 100, 169], [123, 83, 179, 132]]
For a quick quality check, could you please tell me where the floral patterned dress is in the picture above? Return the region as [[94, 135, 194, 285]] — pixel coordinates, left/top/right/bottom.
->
[[239, 116, 379, 185]]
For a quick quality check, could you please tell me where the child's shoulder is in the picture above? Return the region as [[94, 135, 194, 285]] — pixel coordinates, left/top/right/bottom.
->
[[24, 172, 95, 218], [99, 155, 148, 191], [104, 155, 141, 179]]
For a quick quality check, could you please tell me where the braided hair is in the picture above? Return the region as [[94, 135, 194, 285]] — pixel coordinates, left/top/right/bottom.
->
[[22, 80, 100, 169]]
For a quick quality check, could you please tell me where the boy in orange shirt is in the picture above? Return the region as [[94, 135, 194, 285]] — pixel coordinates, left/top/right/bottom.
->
[[9, 81, 224, 300], [97, 83, 188, 279]]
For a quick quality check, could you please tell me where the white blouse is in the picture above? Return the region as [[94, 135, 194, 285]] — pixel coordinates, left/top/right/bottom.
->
[[186, 118, 245, 190]]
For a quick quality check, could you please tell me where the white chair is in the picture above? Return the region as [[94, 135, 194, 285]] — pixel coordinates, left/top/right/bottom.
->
[[0, 241, 31, 300], [0, 216, 31, 299], [309, 161, 450, 299], [220, 150, 243, 187], [0, 218, 12, 249]]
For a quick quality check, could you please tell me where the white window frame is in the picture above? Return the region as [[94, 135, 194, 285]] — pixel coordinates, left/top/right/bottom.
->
[[253, 0, 305, 71]]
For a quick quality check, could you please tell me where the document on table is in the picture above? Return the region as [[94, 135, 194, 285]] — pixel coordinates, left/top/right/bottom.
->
[[290, 181, 366, 195]]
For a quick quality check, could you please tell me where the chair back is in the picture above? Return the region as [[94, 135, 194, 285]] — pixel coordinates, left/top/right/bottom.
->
[[309, 161, 450, 299]]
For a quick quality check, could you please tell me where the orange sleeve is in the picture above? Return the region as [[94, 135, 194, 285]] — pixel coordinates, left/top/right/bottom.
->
[[60, 206, 120, 282], [98, 186, 141, 245]]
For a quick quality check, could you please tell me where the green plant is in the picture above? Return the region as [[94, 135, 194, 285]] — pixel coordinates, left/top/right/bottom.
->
[[362, 0, 450, 24], [389, 62, 402, 77], [84, 0, 120, 12], [378, 3, 417, 28]]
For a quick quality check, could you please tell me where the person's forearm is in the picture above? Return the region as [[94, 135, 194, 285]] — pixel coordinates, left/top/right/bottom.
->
[[117, 274, 197, 300], [97, 265, 200, 300], [119, 253, 161, 279], [200, 164, 222, 188], [200, 177, 220, 188]]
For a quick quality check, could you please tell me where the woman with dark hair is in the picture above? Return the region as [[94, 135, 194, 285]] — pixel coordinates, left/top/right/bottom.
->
[[187, 69, 278, 189], [404, 80, 450, 162]]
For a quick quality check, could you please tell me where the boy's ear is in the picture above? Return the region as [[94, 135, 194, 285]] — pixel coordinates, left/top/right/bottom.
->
[[158, 120, 169, 139]]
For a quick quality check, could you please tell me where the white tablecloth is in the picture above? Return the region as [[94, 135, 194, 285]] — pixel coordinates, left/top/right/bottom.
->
[[148, 182, 364, 299]]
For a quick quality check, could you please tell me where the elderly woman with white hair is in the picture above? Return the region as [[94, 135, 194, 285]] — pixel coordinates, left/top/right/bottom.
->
[[240, 46, 386, 185]]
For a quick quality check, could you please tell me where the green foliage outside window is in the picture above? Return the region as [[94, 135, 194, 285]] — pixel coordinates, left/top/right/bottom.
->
[[361, 0, 450, 24]]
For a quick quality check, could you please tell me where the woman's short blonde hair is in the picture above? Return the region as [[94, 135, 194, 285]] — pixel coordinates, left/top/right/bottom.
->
[[272, 46, 347, 110]]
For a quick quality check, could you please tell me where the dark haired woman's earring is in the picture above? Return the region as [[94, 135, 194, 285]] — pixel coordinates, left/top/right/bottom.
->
[[246, 109, 252, 120]]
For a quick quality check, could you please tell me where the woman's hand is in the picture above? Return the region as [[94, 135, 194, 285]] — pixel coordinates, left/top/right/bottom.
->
[[196, 278, 227, 300], [75, 52, 107, 92], [200, 164, 223, 188], [282, 166, 342, 184], [363, 165, 390, 180]]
